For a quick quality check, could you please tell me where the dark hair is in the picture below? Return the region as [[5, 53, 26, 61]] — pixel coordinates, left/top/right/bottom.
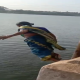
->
[[16, 21, 34, 27]]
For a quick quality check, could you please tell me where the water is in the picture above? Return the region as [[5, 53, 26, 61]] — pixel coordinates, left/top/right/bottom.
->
[[0, 13, 80, 80]]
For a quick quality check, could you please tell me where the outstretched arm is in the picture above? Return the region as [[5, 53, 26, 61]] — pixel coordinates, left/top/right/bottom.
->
[[0, 30, 28, 40]]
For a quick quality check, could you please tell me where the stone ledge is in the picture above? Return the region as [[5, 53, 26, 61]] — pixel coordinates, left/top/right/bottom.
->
[[36, 57, 80, 80]]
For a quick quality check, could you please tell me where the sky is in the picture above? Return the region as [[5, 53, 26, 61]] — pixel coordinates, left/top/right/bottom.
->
[[0, 0, 80, 12]]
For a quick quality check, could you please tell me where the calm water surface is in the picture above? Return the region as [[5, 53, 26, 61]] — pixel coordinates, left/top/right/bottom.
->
[[0, 13, 80, 80]]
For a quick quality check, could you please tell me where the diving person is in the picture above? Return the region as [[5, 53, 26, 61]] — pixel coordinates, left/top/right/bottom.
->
[[0, 21, 63, 62]]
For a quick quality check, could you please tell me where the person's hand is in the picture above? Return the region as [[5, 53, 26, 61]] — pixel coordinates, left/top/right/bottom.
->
[[0, 36, 10, 40]]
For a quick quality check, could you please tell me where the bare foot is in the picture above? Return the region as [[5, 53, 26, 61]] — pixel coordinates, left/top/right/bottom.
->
[[50, 53, 62, 61]]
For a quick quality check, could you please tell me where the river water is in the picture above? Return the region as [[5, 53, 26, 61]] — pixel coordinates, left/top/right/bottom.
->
[[0, 13, 80, 80]]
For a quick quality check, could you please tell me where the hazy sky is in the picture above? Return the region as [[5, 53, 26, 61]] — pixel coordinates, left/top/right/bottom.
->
[[0, 0, 80, 12]]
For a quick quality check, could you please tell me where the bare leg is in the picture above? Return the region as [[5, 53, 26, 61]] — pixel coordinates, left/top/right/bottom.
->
[[49, 58, 59, 62], [47, 53, 61, 62], [71, 41, 80, 59]]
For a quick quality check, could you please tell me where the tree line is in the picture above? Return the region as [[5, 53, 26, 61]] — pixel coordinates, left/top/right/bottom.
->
[[0, 6, 80, 16]]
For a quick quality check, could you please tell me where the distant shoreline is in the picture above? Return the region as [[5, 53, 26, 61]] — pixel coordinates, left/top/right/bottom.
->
[[0, 6, 80, 17], [1, 12, 80, 17]]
